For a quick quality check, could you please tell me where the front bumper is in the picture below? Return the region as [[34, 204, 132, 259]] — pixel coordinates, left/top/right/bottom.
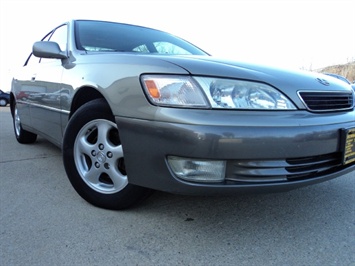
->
[[116, 110, 355, 195]]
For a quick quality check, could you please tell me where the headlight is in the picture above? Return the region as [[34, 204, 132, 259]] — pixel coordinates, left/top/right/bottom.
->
[[141, 75, 296, 110], [196, 77, 297, 110], [141, 75, 209, 108]]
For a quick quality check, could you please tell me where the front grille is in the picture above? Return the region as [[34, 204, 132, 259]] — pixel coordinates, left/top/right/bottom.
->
[[225, 153, 344, 183], [298, 91, 354, 111]]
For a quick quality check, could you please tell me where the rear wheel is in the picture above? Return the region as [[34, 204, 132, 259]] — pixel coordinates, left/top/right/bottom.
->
[[62, 99, 152, 210], [13, 102, 37, 144]]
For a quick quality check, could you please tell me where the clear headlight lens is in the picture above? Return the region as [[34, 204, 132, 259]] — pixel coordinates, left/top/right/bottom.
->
[[142, 75, 296, 110], [196, 77, 297, 110]]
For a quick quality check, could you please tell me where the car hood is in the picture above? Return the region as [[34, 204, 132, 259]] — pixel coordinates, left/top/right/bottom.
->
[[151, 55, 352, 93], [82, 52, 352, 93], [80, 52, 353, 109]]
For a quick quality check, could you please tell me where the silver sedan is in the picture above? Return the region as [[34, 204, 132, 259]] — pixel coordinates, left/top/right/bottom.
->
[[10, 20, 355, 209]]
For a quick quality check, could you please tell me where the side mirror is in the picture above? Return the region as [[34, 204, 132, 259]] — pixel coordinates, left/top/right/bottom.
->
[[33, 41, 68, 59]]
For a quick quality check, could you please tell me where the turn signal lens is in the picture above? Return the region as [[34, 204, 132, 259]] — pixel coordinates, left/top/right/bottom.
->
[[144, 80, 160, 99]]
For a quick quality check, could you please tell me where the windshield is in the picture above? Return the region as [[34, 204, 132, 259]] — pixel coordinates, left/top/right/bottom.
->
[[74, 20, 208, 56]]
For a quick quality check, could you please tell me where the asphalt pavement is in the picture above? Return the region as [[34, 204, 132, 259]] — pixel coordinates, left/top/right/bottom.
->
[[0, 106, 354, 265]]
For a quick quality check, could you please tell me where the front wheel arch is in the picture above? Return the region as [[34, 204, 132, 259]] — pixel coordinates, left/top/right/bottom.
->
[[69, 86, 106, 120]]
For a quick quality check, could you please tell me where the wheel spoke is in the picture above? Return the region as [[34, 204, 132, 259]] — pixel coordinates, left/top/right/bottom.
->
[[96, 121, 112, 147], [106, 144, 127, 191], [77, 135, 95, 155], [111, 145, 124, 158], [109, 169, 128, 191], [84, 166, 101, 185]]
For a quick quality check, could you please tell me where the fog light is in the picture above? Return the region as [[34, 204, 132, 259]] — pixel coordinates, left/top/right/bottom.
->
[[167, 156, 226, 183]]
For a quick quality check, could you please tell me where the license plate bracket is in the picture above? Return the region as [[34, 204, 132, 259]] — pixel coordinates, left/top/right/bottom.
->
[[342, 128, 355, 165]]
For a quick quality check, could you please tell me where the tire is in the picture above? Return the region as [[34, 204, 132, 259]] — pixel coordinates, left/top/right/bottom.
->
[[0, 98, 8, 106], [62, 99, 152, 210], [13, 102, 37, 144]]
